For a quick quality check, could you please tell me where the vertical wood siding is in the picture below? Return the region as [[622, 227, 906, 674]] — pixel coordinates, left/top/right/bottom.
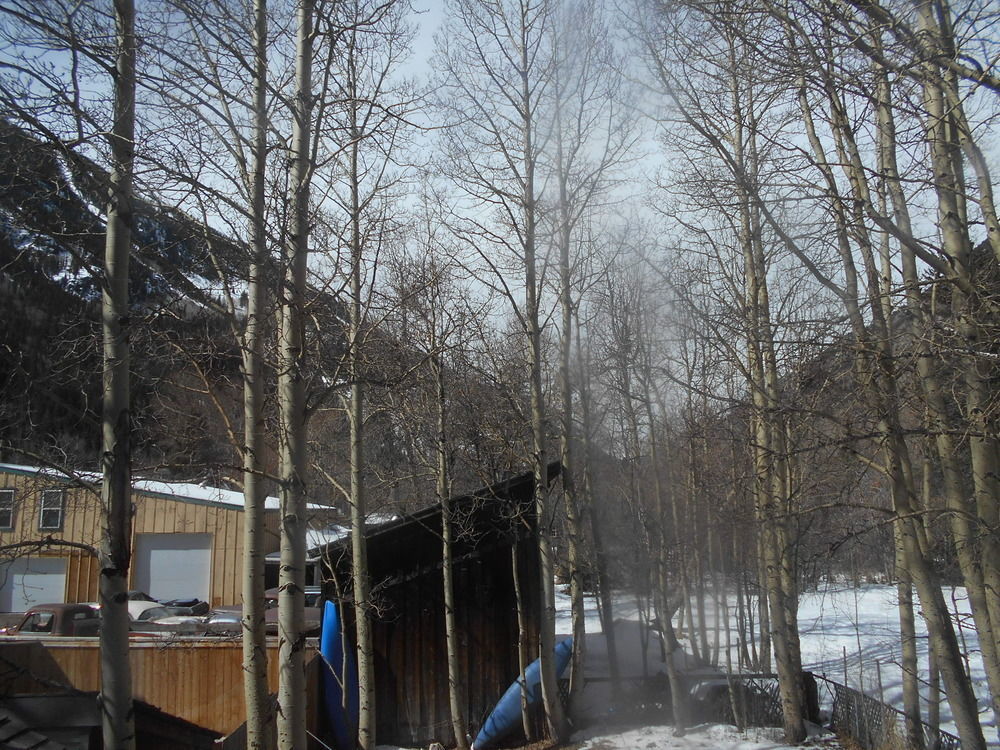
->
[[0, 638, 315, 736], [0, 467, 281, 608], [371, 539, 540, 747]]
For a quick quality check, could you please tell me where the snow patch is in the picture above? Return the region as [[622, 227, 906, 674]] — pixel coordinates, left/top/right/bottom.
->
[[573, 722, 837, 749], [53, 152, 106, 225]]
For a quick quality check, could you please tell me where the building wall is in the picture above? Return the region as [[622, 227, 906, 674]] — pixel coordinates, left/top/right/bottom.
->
[[370, 538, 540, 747], [0, 638, 317, 737], [0, 466, 280, 608]]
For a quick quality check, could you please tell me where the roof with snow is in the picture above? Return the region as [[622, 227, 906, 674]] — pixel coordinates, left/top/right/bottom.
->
[[264, 514, 401, 563], [0, 462, 329, 513]]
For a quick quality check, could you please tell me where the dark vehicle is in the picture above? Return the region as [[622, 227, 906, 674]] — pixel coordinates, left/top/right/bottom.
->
[[0, 603, 101, 637], [264, 586, 322, 608], [206, 602, 322, 636]]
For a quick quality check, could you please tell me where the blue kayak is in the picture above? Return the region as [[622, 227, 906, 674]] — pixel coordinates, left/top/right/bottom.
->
[[473, 638, 573, 750], [320, 600, 360, 750]]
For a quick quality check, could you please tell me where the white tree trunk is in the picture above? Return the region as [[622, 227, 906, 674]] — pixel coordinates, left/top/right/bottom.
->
[[99, 2, 136, 747], [276, 2, 312, 747], [241, 0, 273, 745]]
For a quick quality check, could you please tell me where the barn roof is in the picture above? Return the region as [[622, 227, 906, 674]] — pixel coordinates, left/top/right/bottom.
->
[[316, 463, 560, 588], [0, 462, 331, 513]]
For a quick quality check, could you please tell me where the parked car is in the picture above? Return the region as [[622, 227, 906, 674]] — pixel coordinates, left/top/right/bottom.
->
[[0, 603, 101, 637], [125, 600, 209, 634], [264, 586, 323, 608], [131, 604, 204, 625], [205, 603, 322, 636], [127, 600, 163, 622], [160, 598, 210, 615]]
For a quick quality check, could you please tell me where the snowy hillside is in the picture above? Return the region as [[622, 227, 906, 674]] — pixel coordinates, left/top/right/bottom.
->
[[0, 120, 247, 311]]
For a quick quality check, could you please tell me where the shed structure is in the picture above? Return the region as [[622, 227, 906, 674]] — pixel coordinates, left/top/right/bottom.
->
[[316, 467, 555, 748]]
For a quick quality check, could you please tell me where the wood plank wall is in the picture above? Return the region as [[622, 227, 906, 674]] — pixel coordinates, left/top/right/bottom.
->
[[0, 467, 283, 607], [131, 497, 247, 606], [0, 638, 317, 736], [372, 538, 540, 747]]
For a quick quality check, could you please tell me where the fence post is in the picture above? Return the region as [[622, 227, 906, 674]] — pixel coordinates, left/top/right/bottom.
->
[[814, 673, 962, 750]]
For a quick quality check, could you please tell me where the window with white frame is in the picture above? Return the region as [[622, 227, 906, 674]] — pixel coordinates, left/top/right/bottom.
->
[[39, 489, 64, 531], [0, 489, 13, 529]]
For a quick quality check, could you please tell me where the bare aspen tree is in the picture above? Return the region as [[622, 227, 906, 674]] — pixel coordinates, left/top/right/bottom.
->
[[769, 3, 998, 741], [241, 0, 274, 744], [636, 5, 807, 738], [799, 84, 985, 746], [311, 4, 416, 744], [682, 3, 995, 743], [430, 284, 469, 750], [634, 263, 692, 732], [99, 2, 137, 747], [276, 1, 313, 746], [436, 0, 568, 739], [547, 0, 636, 709], [587, 238, 702, 731], [388, 245, 477, 749], [129, 2, 289, 740], [868, 27, 959, 746], [0, 4, 146, 743], [910, 6, 1000, 717], [573, 304, 622, 694], [599, 264, 655, 662]]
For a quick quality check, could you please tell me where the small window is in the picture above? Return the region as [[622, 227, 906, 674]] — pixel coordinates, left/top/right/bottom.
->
[[0, 489, 13, 529], [25, 612, 54, 633], [39, 489, 64, 531]]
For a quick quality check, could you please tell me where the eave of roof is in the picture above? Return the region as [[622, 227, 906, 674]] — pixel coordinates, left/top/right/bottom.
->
[[314, 462, 560, 556], [0, 462, 331, 513]]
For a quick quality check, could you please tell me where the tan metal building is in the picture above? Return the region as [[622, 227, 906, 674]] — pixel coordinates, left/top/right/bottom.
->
[[0, 463, 287, 609]]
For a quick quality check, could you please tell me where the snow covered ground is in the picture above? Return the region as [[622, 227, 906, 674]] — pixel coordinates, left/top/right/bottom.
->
[[797, 583, 992, 740], [557, 583, 994, 747], [572, 722, 836, 750], [377, 583, 995, 749]]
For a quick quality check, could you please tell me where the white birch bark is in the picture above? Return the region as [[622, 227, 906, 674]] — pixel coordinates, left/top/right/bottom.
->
[[99, 2, 136, 747], [240, 0, 273, 745], [276, 2, 313, 747]]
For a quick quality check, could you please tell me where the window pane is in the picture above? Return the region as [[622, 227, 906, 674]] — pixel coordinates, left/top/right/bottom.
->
[[28, 612, 54, 632], [0, 489, 12, 529], [39, 490, 63, 530]]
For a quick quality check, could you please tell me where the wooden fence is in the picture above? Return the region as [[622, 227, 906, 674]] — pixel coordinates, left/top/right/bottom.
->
[[0, 636, 318, 737]]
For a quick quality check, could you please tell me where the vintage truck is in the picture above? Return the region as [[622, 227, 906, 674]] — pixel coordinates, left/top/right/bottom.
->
[[0, 603, 101, 637]]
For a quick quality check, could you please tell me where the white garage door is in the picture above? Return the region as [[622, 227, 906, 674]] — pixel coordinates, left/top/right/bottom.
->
[[134, 533, 212, 602], [0, 557, 67, 612]]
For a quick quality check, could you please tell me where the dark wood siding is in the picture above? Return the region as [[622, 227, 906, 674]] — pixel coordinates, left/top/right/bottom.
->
[[320, 468, 551, 748], [369, 539, 540, 747]]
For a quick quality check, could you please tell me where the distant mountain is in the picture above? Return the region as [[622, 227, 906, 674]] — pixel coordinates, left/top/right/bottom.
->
[[0, 119, 521, 505], [0, 119, 248, 312], [0, 120, 249, 475]]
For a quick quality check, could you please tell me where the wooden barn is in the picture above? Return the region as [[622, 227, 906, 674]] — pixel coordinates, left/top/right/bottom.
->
[[316, 467, 556, 748]]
